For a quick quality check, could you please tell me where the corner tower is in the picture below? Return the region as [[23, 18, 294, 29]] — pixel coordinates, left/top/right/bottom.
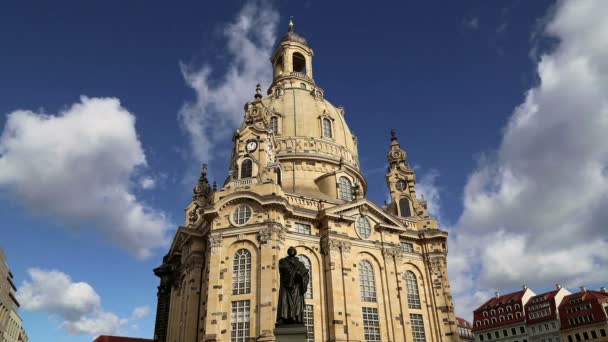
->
[[154, 19, 458, 342]]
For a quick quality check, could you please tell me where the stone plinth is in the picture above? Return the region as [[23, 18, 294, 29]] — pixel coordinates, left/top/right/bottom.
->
[[274, 324, 307, 342]]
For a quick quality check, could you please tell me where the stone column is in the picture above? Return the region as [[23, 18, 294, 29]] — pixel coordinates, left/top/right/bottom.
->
[[202, 234, 223, 342], [257, 224, 284, 342], [321, 235, 348, 342], [382, 247, 407, 342]]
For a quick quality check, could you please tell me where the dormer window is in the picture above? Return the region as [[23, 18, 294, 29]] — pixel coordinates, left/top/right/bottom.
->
[[322, 118, 332, 138], [240, 159, 253, 178], [338, 177, 353, 201]]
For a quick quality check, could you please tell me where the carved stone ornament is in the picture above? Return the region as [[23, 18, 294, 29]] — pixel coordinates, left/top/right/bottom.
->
[[429, 257, 444, 275], [258, 226, 285, 244], [320, 236, 351, 257], [208, 234, 222, 256], [188, 202, 202, 227], [184, 253, 205, 273], [382, 247, 405, 260]]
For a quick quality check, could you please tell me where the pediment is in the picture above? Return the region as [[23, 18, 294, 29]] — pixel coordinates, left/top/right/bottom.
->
[[321, 198, 405, 230], [168, 227, 196, 256]]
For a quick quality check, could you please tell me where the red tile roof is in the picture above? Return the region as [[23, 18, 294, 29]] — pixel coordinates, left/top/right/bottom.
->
[[472, 289, 529, 332], [474, 290, 526, 312], [457, 317, 472, 328], [559, 290, 608, 330]]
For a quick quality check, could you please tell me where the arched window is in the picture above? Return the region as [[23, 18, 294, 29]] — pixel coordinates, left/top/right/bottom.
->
[[359, 260, 376, 302], [356, 216, 372, 239], [405, 271, 421, 309], [484, 319, 489, 325], [233, 205, 252, 225], [476, 321, 481, 327], [507, 314, 513, 320], [498, 308, 504, 314], [322, 118, 332, 138], [507, 306, 512, 312], [233, 249, 251, 295], [274, 56, 284, 76], [515, 304, 520, 310], [270, 116, 279, 135], [516, 312, 521, 318], [296, 255, 312, 299], [499, 316, 504, 322], [483, 311, 488, 317], [491, 309, 496, 315], [338, 177, 353, 201], [399, 198, 412, 217], [292, 52, 306, 74], [491, 317, 497, 323], [240, 159, 252, 178]]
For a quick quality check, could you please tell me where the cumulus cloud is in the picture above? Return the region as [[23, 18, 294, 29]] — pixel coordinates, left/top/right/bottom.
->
[[450, 0, 608, 319], [17, 268, 128, 336], [131, 305, 150, 320], [0, 96, 172, 258], [415, 169, 443, 222], [178, 0, 279, 162]]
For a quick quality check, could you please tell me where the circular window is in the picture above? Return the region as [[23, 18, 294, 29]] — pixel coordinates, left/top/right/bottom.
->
[[356, 216, 372, 239], [233, 205, 252, 225], [396, 179, 407, 191]]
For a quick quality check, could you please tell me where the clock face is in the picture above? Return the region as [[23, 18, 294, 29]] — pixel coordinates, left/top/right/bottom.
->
[[391, 151, 401, 159], [246, 140, 258, 152], [396, 180, 407, 191]]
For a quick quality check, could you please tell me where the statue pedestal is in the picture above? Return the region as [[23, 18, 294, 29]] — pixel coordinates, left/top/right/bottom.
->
[[274, 324, 307, 342]]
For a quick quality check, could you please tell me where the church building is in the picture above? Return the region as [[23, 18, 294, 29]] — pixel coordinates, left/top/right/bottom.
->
[[153, 20, 458, 342]]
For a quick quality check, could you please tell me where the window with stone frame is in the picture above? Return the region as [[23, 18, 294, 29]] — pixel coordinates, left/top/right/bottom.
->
[[356, 216, 372, 239], [295, 222, 311, 235], [359, 260, 377, 302], [362, 307, 381, 341], [231, 300, 250, 342], [322, 117, 332, 138], [405, 271, 421, 309], [399, 197, 412, 217], [270, 116, 279, 135], [400, 241, 414, 253], [410, 313, 427, 342], [240, 159, 253, 178], [233, 205, 252, 225], [232, 249, 251, 295], [296, 254, 312, 299], [304, 304, 314, 342], [338, 176, 353, 201]]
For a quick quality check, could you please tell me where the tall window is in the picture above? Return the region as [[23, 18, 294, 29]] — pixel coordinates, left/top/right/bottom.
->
[[359, 260, 376, 302], [338, 177, 353, 201], [323, 118, 332, 138], [296, 255, 312, 299], [410, 314, 427, 342], [233, 249, 251, 295], [231, 300, 250, 342], [240, 159, 252, 178], [270, 116, 279, 134], [292, 52, 306, 74], [362, 307, 381, 341], [233, 205, 252, 225], [356, 216, 372, 239], [304, 304, 314, 342], [295, 223, 311, 235], [399, 198, 412, 217], [405, 271, 421, 309]]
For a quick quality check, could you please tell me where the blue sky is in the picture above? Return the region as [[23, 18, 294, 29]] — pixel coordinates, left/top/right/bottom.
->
[[1, 1, 607, 340]]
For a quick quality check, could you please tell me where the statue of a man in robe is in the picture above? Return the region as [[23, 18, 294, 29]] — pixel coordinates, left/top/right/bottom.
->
[[276, 247, 309, 325]]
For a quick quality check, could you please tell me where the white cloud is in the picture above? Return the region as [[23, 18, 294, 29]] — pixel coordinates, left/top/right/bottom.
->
[[178, 0, 279, 162], [17, 268, 128, 336], [0, 96, 172, 258], [450, 0, 608, 320], [465, 17, 480, 30], [415, 169, 442, 222], [131, 305, 150, 320], [139, 176, 156, 190]]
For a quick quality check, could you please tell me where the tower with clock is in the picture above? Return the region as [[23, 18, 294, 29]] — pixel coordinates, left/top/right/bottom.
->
[[153, 19, 456, 342]]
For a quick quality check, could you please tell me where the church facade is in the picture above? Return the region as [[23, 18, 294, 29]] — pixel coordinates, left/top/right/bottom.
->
[[153, 21, 458, 342]]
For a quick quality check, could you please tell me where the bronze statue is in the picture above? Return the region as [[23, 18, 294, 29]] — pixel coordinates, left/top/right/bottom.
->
[[276, 247, 309, 325]]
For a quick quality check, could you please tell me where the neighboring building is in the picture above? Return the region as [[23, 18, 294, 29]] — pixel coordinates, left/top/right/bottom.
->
[[0, 247, 25, 342], [472, 286, 535, 342], [558, 287, 608, 342], [153, 19, 459, 342], [18, 326, 27, 342], [92, 336, 153, 342], [525, 284, 570, 342], [458, 317, 475, 341]]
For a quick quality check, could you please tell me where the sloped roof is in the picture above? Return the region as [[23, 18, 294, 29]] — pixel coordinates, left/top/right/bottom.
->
[[475, 290, 526, 311]]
